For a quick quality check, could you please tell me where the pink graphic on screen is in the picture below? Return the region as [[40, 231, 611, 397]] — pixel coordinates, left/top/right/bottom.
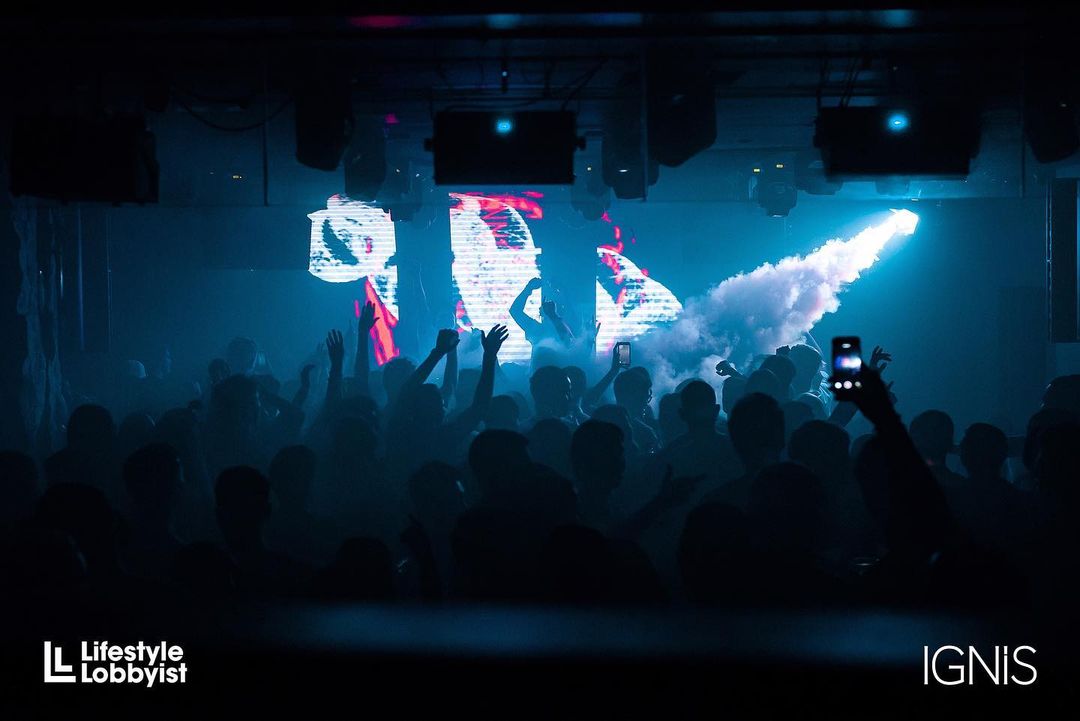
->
[[308, 195, 400, 364], [449, 192, 544, 362]]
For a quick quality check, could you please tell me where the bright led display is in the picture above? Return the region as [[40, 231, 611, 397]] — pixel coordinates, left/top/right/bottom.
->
[[308, 194, 400, 364], [595, 245, 683, 353], [449, 192, 544, 362]]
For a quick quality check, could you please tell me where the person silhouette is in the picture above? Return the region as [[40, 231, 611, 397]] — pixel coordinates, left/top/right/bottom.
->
[[214, 466, 311, 596], [707, 393, 785, 510], [909, 410, 963, 486], [528, 366, 573, 424], [571, 420, 626, 530]]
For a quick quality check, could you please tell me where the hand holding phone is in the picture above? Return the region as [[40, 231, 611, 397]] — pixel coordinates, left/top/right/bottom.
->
[[615, 341, 632, 368], [830, 336, 862, 400]]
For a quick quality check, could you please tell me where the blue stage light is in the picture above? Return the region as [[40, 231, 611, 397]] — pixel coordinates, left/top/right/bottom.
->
[[886, 112, 910, 133], [494, 117, 514, 135]]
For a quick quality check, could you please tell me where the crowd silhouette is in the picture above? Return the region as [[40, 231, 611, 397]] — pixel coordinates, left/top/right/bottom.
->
[[4, 296, 1080, 642]]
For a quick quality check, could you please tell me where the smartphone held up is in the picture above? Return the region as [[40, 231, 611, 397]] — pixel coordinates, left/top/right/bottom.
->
[[830, 336, 862, 400]]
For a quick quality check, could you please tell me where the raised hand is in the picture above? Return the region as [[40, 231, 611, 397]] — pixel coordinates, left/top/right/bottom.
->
[[480, 324, 510, 356], [541, 299, 559, 319], [299, 363, 316, 388], [525, 277, 543, 292], [434, 328, 460, 355], [326, 330, 345, 369], [870, 345, 892, 374], [358, 300, 379, 334], [715, 359, 738, 377]]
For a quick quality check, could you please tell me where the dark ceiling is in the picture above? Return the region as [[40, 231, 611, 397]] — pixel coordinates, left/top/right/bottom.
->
[[1, 6, 1075, 201]]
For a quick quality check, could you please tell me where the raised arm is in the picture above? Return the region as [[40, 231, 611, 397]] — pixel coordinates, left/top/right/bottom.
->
[[353, 301, 378, 397], [440, 342, 458, 407], [291, 364, 316, 408], [401, 329, 460, 400], [851, 366, 951, 549], [509, 277, 544, 340], [541, 300, 576, 345], [446, 324, 509, 440], [324, 330, 345, 409], [715, 359, 744, 380], [583, 346, 621, 411]]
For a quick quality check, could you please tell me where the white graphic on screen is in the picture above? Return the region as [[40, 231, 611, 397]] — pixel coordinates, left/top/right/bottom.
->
[[595, 245, 683, 353], [449, 193, 542, 362], [307, 194, 399, 319]]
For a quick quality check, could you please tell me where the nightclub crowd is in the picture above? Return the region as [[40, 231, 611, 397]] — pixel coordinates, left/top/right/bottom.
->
[[3, 286, 1080, 634]]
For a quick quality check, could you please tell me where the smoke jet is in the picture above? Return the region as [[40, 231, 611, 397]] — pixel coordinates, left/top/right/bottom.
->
[[639, 209, 918, 394]]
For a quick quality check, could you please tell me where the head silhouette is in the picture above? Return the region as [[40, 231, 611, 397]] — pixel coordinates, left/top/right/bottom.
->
[[468, 430, 531, 501], [564, 365, 587, 404], [658, 393, 688, 444], [959, 423, 1008, 480], [1043, 374, 1080, 416], [225, 337, 258, 376], [728, 393, 785, 470], [910, 410, 954, 466], [761, 355, 796, 399], [530, 366, 572, 420], [613, 367, 653, 417], [679, 380, 720, 432], [66, 404, 117, 456], [485, 394, 521, 431], [787, 344, 823, 393], [571, 420, 626, 497]]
